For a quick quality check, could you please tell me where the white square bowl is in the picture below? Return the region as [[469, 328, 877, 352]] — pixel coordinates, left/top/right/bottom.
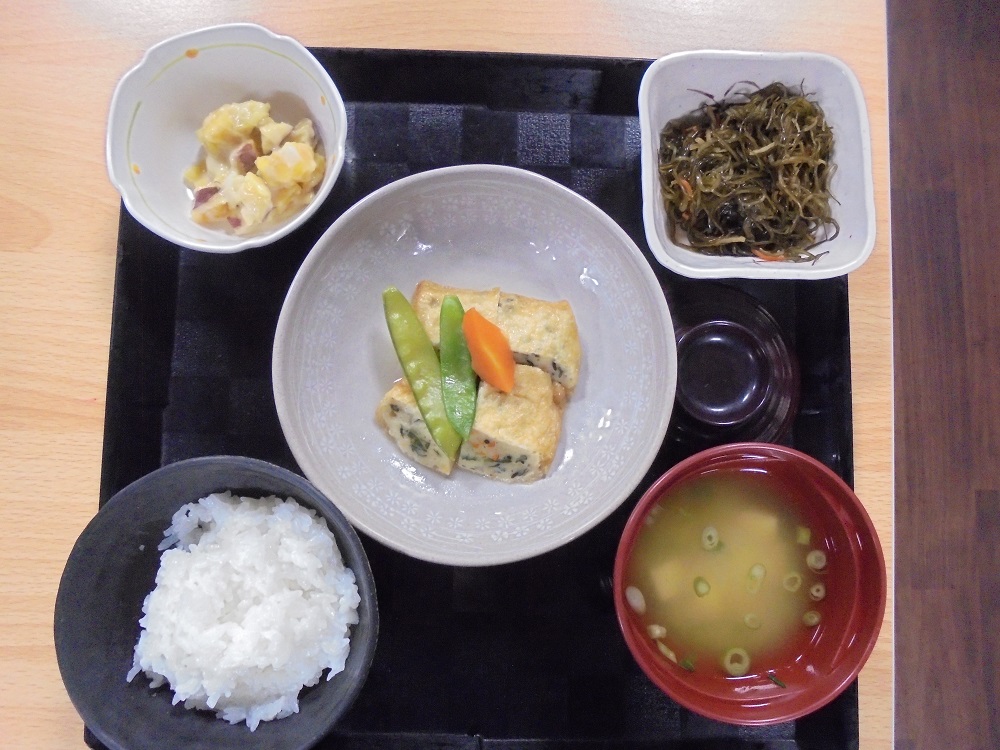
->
[[639, 50, 876, 280]]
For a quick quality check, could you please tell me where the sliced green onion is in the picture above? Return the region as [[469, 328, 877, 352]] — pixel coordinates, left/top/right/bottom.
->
[[625, 585, 646, 614], [803, 610, 821, 627], [796, 526, 812, 545], [767, 671, 787, 688], [679, 657, 696, 672], [647, 623, 667, 639], [656, 641, 678, 663], [694, 576, 711, 597], [747, 563, 766, 594], [743, 613, 762, 630], [809, 582, 827, 601], [701, 525, 720, 550], [722, 647, 751, 677], [806, 549, 828, 572], [783, 572, 802, 592]]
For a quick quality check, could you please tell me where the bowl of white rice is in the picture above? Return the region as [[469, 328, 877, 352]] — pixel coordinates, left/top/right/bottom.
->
[[54, 456, 378, 750]]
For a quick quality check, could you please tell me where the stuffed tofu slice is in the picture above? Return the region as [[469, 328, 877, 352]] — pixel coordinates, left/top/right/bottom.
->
[[412, 281, 582, 393], [375, 379, 456, 475], [458, 364, 566, 482], [496, 291, 582, 393], [411, 281, 501, 348]]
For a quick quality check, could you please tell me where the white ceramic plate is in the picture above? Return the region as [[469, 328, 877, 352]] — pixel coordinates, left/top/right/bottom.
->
[[273, 165, 677, 566], [106, 23, 347, 253], [639, 50, 876, 280]]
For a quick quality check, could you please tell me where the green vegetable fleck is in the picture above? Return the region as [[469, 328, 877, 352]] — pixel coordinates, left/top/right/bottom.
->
[[767, 672, 787, 688]]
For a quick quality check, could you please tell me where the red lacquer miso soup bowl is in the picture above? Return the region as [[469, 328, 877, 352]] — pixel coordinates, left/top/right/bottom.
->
[[613, 443, 886, 725]]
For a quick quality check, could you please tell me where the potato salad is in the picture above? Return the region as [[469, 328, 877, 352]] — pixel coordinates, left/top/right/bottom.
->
[[184, 100, 325, 234]]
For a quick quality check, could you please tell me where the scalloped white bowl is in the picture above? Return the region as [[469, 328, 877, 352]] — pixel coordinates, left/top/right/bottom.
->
[[639, 50, 876, 280], [273, 165, 677, 566], [106, 23, 347, 253]]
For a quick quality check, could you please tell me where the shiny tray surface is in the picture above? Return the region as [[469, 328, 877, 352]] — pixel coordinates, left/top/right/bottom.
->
[[94, 48, 856, 750]]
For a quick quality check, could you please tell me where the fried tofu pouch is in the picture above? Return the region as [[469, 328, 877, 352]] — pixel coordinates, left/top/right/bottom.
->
[[410, 281, 501, 348], [496, 291, 581, 393], [457, 364, 566, 483], [379, 281, 580, 482], [411, 281, 582, 393], [375, 379, 456, 476]]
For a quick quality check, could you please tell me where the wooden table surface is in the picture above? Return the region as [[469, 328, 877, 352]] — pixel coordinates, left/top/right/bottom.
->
[[0, 1, 893, 748]]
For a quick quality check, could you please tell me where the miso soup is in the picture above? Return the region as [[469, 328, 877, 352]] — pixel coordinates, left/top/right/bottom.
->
[[623, 468, 829, 678]]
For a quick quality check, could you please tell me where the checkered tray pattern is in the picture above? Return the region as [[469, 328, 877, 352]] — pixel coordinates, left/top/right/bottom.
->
[[94, 49, 858, 750]]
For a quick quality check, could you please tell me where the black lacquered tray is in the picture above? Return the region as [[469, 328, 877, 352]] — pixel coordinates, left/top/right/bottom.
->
[[93, 49, 856, 750]]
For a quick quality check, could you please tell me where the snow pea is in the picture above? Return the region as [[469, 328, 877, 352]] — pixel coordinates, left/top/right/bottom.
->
[[439, 295, 477, 441], [382, 287, 462, 460]]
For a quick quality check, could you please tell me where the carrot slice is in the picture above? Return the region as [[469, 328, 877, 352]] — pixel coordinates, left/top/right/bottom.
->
[[751, 247, 785, 261], [462, 307, 515, 393]]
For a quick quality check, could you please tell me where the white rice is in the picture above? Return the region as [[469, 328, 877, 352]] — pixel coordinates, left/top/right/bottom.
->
[[127, 491, 361, 731]]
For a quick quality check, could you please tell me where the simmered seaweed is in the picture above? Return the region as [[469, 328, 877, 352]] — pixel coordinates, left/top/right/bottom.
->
[[658, 82, 839, 262]]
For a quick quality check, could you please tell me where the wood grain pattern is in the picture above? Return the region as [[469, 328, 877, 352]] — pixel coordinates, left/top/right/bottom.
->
[[0, 2, 893, 748], [889, 0, 1000, 747]]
